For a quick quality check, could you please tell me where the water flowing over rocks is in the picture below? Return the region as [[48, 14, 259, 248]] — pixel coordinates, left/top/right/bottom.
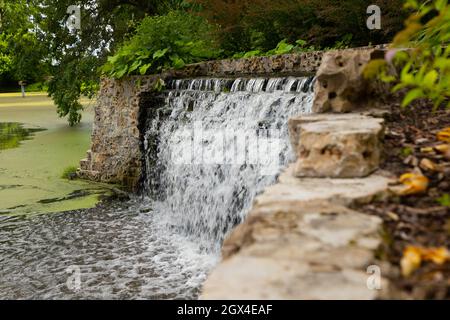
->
[[202, 49, 393, 300], [78, 47, 384, 190], [73, 46, 393, 300]]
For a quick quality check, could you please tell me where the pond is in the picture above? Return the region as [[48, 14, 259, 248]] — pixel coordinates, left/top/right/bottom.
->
[[0, 92, 112, 215], [0, 122, 46, 151]]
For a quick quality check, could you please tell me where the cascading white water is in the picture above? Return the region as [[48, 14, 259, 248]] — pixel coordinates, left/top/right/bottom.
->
[[0, 76, 314, 299], [142, 76, 314, 251]]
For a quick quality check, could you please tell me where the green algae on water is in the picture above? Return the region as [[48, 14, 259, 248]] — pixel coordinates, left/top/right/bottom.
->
[[0, 122, 46, 151]]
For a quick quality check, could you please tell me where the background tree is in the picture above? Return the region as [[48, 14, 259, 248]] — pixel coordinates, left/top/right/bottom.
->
[[0, 0, 48, 89], [1, 0, 184, 124], [189, 0, 407, 54]]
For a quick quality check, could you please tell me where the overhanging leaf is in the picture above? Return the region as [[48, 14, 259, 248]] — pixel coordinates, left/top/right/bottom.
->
[[401, 88, 425, 107]]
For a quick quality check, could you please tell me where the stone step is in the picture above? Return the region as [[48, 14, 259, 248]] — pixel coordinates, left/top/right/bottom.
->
[[79, 158, 91, 171], [257, 164, 393, 207], [202, 201, 387, 300], [86, 149, 92, 161], [289, 114, 384, 178], [77, 169, 100, 181]]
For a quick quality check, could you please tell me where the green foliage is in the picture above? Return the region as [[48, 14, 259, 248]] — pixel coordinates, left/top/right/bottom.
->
[[232, 39, 316, 59], [437, 193, 450, 207], [365, 0, 450, 109], [61, 166, 78, 180], [102, 11, 220, 78], [2, 0, 184, 126], [0, 0, 48, 83], [153, 78, 166, 92], [400, 146, 414, 157], [27, 82, 49, 92], [189, 0, 406, 54]]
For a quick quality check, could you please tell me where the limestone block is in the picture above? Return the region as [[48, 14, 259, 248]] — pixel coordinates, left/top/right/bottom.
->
[[255, 164, 393, 207], [222, 200, 382, 257], [312, 50, 373, 113], [288, 113, 371, 153], [292, 117, 384, 178], [201, 256, 386, 300], [203, 198, 386, 300]]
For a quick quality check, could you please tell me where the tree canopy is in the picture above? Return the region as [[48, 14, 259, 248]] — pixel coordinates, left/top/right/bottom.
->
[[0, 0, 407, 125]]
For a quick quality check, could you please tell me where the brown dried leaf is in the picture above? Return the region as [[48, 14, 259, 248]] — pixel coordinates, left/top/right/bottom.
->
[[419, 158, 442, 172], [434, 144, 450, 154]]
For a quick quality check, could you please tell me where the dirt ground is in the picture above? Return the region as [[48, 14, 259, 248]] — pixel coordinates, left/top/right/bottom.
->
[[362, 100, 450, 299]]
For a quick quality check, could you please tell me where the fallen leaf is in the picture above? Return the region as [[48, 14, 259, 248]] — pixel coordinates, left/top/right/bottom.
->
[[403, 155, 419, 166], [401, 246, 450, 277], [397, 173, 429, 195], [386, 211, 399, 221], [420, 146, 435, 153], [437, 128, 450, 142], [419, 158, 441, 172], [434, 144, 450, 154], [401, 246, 422, 277], [421, 247, 450, 265]]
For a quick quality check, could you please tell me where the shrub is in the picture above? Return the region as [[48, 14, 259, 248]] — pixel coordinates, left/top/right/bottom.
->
[[102, 11, 220, 78], [365, 0, 450, 109], [189, 0, 406, 53], [231, 39, 317, 59], [61, 166, 78, 180]]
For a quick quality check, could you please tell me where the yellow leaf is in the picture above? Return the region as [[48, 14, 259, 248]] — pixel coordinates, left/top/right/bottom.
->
[[401, 246, 450, 277], [437, 128, 450, 142], [398, 173, 429, 195], [401, 246, 422, 277], [420, 147, 435, 153], [421, 247, 450, 265]]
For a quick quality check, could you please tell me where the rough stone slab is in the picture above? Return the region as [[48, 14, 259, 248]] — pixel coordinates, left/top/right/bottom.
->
[[312, 50, 374, 113], [288, 113, 384, 152], [201, 256, 386, 300], [222, 201, 382, 258], [255, 164, 392, 207], [77, 169, 100, 181], [240, 240, 375, 270], [202, 200, 386, 300], [291, 116, 384, 178]]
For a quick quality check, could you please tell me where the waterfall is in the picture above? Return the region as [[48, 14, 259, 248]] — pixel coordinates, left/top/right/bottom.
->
[[0, 76, 315, 299], [141, 76, 315, 252]]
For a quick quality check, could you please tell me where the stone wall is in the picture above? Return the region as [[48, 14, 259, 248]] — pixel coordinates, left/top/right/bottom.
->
[[78, 76, 161, 189]]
